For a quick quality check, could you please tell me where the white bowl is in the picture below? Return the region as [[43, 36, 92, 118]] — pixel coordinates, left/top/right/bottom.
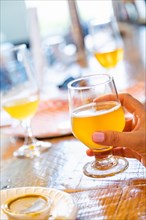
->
[[0, 187, 77, 220], [1, 193, 52, 220]]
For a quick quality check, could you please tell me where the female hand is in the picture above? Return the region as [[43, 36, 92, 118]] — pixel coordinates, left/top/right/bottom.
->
[[86, 93, 146, 167]]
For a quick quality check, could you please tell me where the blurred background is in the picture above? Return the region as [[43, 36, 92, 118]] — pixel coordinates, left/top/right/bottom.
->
[[1, 0, 146, 93], [0, 0, 146, 145], [1, 0, 146, 45]]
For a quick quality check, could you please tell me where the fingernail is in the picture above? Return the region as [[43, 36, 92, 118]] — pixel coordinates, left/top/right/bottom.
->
[[92, 132, 105, 142]]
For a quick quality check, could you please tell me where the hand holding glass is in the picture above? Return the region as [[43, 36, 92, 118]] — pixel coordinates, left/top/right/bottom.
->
[[1, 45, 51, 158], [68, 74, 128, 178]]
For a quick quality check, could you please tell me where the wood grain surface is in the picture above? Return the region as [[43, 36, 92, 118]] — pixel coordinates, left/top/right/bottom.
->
[[1, 136, 146, 219]]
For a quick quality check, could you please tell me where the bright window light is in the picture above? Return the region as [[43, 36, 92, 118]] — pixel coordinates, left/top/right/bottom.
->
[[25, 0, 70, 37], [25, 0, 113, 37]]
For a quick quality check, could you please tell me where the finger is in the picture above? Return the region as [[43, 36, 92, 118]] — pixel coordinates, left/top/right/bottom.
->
[[118, 93, 145, 116], [94, 93, 144, 116], [86, 149, 94, 156], [86, 147, 145, 167], [92, 131, 145, 153], [123, 117, 133, 131], [112, 147, 141, 161], [114, 147, 146, 167]]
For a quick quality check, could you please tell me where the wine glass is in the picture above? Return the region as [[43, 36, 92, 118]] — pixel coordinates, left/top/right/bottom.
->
[[68, 74, 128, 178], [89, 16, 124, 73], [1, 44, 51, 158]]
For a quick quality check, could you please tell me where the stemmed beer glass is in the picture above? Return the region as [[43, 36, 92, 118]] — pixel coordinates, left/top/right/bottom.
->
[[68, 74, 128, 178], [89, 17, 124, 72], [1, 44, 51, 158]]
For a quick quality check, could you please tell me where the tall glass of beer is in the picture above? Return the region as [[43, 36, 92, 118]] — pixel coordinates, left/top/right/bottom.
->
[[68, 74, 128, 178]]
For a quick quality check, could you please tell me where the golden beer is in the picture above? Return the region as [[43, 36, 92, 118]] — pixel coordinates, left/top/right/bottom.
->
[[94, 48, 123, 68], [72, 101, 125, 151], [3, 96, 39, 120]]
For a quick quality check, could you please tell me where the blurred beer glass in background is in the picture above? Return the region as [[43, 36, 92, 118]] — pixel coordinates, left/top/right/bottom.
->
[[89, 16, 124, 75], [1, 44, 51, 158]]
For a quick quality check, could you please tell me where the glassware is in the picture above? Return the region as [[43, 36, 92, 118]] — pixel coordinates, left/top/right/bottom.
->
[[68, 74, 128, 178], [89, 17, 124, 71], [1, 44, 51, 158]]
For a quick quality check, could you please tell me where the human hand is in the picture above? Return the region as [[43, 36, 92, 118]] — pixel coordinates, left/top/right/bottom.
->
[[86, 93, 146, 167]]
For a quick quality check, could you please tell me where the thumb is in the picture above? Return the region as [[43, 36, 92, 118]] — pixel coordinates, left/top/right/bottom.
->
[[92, 131, 141, 149]]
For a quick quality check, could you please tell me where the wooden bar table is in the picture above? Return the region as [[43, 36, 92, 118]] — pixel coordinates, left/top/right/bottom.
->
[[1, 23, 146, 219], [1, 136, 146, 219]]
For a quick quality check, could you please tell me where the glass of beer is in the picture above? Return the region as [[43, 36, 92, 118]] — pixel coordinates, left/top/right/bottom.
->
[[1, 44, 51, 158], [68, 74, 128, 178], [89, 17, 124, 71]]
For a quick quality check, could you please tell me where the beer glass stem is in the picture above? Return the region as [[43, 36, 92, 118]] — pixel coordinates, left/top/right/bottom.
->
[[22, 118, 36, 146], [83, 147, 128, 178], [13, 118, 40, 158], [93, 149, 118, 170]]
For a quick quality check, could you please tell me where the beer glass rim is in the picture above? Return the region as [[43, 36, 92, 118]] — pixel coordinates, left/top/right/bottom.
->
[[68, 74, 113, 90]]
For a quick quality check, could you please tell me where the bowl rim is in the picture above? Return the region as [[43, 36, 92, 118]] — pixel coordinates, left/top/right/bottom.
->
[[1, 193, 51, 218]]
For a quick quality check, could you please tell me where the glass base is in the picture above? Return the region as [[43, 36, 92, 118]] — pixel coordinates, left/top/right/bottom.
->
[[13, 141, 52, 158], [83, 156, 129, 178]]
